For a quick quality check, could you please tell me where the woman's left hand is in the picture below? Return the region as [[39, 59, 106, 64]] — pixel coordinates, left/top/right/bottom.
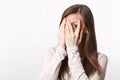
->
[[65, 19, 84, 47]]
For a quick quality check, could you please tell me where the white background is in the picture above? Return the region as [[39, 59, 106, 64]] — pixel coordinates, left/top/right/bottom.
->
[[0, 0, 119, 80]]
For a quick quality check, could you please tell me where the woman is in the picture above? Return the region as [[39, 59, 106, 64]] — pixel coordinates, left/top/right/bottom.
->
[[39, 4, 108, 80]]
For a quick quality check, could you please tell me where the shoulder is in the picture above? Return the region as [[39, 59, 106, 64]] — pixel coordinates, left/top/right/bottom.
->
[[98, 52, 108, 62], [98, 52, 108, 69]]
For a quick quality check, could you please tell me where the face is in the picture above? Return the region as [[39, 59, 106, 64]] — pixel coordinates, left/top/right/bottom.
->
[[66, 13, 84, 32]]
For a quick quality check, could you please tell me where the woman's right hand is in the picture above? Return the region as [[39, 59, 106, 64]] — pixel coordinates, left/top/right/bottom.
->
[[58, 18, 66, 49]]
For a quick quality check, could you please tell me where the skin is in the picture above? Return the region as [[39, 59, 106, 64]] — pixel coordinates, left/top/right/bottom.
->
[[58, 13, 85, 49]]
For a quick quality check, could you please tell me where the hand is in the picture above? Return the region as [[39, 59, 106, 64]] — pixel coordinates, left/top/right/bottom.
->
[[65, 19, 84, 47], [58, 18, 66, 48]]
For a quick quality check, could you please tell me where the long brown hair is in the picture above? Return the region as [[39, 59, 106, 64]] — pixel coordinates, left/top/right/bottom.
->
[[58, 4, 102, 80]]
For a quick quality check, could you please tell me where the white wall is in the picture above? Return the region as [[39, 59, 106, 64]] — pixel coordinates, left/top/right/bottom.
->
[[0, 0, 119, 80]]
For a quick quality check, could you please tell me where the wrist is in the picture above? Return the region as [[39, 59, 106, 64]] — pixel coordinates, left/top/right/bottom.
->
[[66, 44, 77, 48], [58, 44, 65, 49], [56, 46, 67, 57], [67, 46, 79, 53]]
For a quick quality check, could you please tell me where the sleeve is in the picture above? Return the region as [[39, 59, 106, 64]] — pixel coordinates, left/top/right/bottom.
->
[[67, 46, 108, 80], [39, 47, 67, 80]]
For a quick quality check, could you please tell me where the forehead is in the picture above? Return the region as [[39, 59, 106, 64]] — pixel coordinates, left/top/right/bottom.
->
[[66, 13, 83, 23]]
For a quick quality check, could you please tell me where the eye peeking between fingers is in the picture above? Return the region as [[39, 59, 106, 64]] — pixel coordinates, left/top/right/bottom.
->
[[72, 24, 78, 32]]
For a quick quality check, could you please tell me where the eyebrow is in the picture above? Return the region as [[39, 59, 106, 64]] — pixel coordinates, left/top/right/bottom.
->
[[71, 22, 77, 25]]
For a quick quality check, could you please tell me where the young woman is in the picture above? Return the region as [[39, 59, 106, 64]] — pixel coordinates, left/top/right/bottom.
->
[[39, 4, 108, 80]]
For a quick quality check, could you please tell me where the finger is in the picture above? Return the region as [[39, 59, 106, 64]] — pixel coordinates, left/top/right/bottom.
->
[[66, 21, 70, 34], [75, 20, 81, 36], [61, 23, 65, 33], [78, 29, 84, 44], [67, 19, 74, 34], [60, 18, 66, 30]]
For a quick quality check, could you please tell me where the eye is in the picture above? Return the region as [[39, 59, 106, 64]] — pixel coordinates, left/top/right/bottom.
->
[[72, 24, 77, 32], [72, 24, 77, 29]]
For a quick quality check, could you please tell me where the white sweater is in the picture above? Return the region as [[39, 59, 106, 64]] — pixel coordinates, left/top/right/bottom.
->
[[39, 46, 108, 80]]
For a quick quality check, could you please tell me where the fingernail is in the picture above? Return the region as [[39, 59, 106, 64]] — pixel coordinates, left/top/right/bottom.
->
[[63, 18, 66, 22]]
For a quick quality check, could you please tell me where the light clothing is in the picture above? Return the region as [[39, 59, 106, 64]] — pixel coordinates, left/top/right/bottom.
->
[[39, 46, 108, 80]]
